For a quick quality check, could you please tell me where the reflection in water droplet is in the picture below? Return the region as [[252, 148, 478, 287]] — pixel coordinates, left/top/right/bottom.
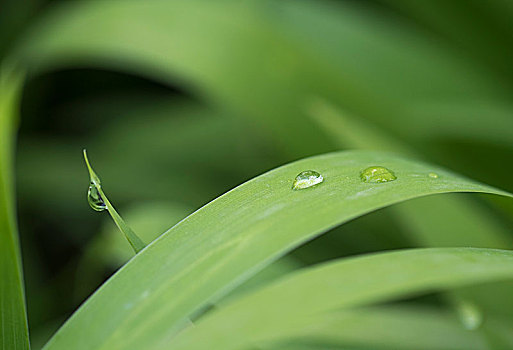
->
[[292, 170, 324, 190], [88, 182, 107, 211], [457, 301, 482, 331], [428, 172, 439, 179], [360, 166, 396, 183]]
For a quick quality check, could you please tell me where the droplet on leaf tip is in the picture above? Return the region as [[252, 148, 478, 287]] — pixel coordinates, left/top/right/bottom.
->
[[87, 182, 106, 211]]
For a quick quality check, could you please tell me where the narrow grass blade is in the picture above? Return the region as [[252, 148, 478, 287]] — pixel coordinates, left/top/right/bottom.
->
[[83, 149, 146, 254], [0, 64, 29, 350]]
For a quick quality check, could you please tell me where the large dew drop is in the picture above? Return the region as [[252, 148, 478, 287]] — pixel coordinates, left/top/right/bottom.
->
[[87, 182, 107, 211], [360, 166, 396, 183], [292, 170, 324, 190]]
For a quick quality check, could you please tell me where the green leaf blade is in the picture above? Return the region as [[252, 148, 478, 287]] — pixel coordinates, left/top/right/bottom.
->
[[41, 150, 511, 350], [170, 248, 513, 350], [0, 66, 29, 350]]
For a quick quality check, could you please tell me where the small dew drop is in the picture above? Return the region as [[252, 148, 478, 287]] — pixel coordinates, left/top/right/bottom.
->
[[87, 182, 106, 211], [292, 170, 324, 190], [457, 301, 482, 331], [360, 166, 396, 183], [428, 172, 439, 179]]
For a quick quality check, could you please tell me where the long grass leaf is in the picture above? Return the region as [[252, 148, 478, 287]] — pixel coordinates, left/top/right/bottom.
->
[[169, 248, 513, 350], [41, 150, 511, 350], [0, 65, 29, 350]]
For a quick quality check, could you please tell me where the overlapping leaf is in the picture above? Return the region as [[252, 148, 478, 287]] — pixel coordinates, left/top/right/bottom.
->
[[39, 150, 511, 350]]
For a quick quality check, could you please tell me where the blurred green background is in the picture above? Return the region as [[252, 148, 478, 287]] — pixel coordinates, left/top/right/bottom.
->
[[2, 0, 513, 347]]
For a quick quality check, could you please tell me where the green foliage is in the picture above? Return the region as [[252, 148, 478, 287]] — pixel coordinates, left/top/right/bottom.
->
[[171, 248, 513, 350], [1, 1, 513, 350], [40, 151, 512, 350], [0, 65, 29, 350]]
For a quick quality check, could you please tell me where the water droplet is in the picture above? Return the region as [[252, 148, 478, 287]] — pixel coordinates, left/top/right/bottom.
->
[[87, 182, 106, 211], [428, 172, 439, 179], [292, 170, 324, 190], [457, 301, 482, 330], [360, 166, 396, 183]]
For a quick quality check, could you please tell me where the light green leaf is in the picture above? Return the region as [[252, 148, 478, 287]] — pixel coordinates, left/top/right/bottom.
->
[[218, 256, 304, 305], [169, 248, 513, 350], [261, 306, 498, 350], [0, 64, 29, 350], [41, 150, 511, 350]]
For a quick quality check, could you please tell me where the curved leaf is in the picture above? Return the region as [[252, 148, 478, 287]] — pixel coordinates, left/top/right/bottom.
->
[[13, 0, 512, 157], [41, 150, 511, 350], [169, 248, 513, 350], [308, 96, 513, 322], [260, 305, 505, 350], [0, 65, 29, 350], [271, 306, 498, 350]]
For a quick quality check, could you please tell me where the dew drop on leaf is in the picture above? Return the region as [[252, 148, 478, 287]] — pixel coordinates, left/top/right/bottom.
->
[[360, 166, 396, 183], [428, 172, 439, 179], [292, 170, 324, 190], [88, 182, 107, 211]]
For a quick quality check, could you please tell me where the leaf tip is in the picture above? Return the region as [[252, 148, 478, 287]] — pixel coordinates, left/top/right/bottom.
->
[[83, 148, 100, 185]]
